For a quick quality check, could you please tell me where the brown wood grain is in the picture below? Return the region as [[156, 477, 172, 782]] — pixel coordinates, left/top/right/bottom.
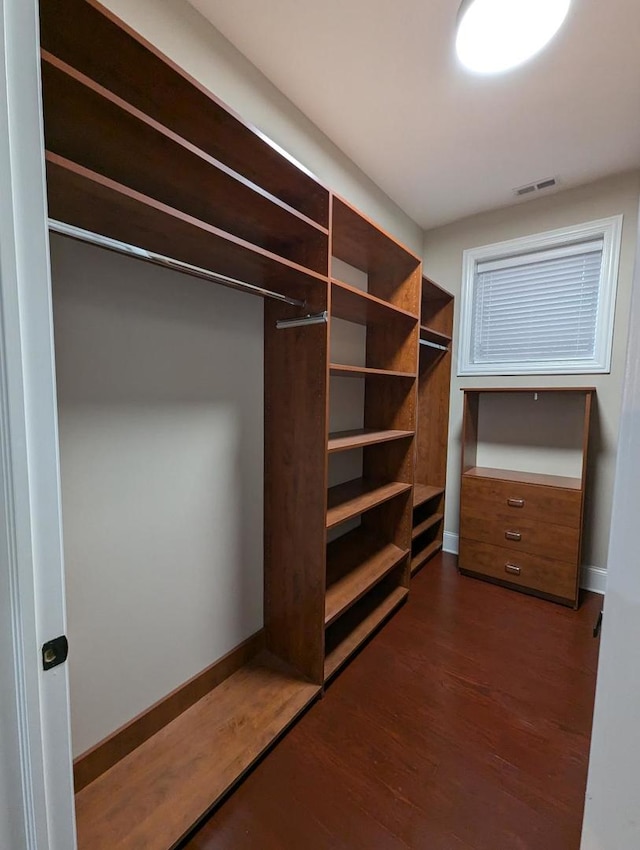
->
[[41, 54, 328, 274], [39, 0, 329, 224], [463, 466, 583, 490], [413, 483, 444, 508], [459, 538, 577, 604], [73, 630, 264, 792], [325, 528, 409, 626], [411, 512, 444, 542], [326, 478, 411, 529], [264, 290, 329, 685], [460, 514, 580, 564], [461, 475, 582, 527], [327, 428, 414, 453], [328, 363, 415, 379], [410, 539, 443, 575], [74, 652, 320, 850], [45, 154, 326, 302], [331, 195, 420, 313], [330, 278, 419, 326], [324, 577, 408, 680]]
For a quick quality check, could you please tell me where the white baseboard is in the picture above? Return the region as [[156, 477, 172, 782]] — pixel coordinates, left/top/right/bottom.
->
[[443, 531, 459, 555], [442, 532, 606, 595]]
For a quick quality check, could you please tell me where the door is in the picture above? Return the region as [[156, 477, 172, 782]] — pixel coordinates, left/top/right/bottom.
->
[[0, 0, 76, 847], [581, 205, 640, 848]]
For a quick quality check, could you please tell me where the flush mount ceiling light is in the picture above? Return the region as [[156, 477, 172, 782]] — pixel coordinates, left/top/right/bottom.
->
[[456, 0, 571, 74]]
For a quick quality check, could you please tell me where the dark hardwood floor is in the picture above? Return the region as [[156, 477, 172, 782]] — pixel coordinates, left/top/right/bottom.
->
[[184, 553, 601, 850]]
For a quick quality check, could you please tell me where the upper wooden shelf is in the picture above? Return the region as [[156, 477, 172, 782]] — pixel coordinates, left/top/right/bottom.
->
[[331, 279, 419, 326], [74, 652, 319, 850], [413, 484, 444, 508], [41, 53, 328, 275], [46, 153, 327, 304], [39, 0, 329, 226], [327, 478, 412, 529], [325, 528, 409, 627], [329, 363, 416, 380], [463, 466, 583, 491], [328, 428, 414, 454]]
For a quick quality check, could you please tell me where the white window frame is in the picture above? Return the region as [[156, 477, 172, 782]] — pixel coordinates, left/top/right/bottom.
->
[[458, 215, 624, 376]]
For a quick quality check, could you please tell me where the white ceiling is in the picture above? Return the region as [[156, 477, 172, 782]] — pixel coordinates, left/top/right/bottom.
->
[[188, 0, 640, 230]]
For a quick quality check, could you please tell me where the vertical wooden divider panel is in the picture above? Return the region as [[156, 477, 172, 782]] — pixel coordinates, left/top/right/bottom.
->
[[264, 280, 329, 686]]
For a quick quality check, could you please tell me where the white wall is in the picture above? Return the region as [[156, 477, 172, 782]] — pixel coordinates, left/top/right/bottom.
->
[[423, 172, 640, 580], [581, 201, 640, 850], [52, 237, 264, 755], [100, 0, 423, 256]]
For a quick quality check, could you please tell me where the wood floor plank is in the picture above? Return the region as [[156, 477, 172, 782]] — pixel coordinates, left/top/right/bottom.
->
[[184, 554, 601, 850]]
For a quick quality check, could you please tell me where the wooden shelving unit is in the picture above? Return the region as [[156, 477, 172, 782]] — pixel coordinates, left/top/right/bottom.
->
[[324, 196, 420, 681], [412, 276, 454, 574], [459, 388, 594, 607], [39, 1, 454, 846]]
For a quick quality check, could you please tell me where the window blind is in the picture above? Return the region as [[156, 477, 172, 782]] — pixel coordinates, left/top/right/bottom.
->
[[470, 239, 604, 365]]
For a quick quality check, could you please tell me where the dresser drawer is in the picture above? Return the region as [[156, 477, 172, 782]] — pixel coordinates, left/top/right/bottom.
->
[[460, 513, 579, 564], [461, 475, 582, 528], [459, 537, 577, 602]]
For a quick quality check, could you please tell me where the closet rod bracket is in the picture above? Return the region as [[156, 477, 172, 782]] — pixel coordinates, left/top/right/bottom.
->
[[275, 310, 328, 330]]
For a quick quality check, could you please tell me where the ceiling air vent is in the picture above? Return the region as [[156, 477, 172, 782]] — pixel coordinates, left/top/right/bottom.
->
[[514, 177, 558, 197]]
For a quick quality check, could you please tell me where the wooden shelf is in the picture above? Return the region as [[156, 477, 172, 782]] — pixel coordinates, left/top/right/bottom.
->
[[331, 279, 418, 326], [413, 484, 444, 508], [328, 428, 414, 454], [463, 466, 582, 491], [411, 539, 443, 575], [324, 582, 408, 680], [327, 479, 412, 529], [40, 0, 329, 225], [420, 325, 451, 346], [325, 528, 409, 626], [46, 153, 327, 302], [74, 652, 319, 850], [329, 363, 416, 380], [412, 512, 444, 541], [41, 54, 328, 275]]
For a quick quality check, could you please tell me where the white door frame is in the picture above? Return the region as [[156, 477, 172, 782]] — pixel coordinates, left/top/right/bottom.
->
[[581, 202, 640, 846], [0, 0, 76, 848]]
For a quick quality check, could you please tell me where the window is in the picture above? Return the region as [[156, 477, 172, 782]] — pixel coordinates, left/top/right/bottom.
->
[[458, 216, 623, 376]]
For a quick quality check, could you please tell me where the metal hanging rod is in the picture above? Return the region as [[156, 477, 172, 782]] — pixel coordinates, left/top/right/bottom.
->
[[419, 338, 449, 352], [48, 219, 306, 308], [275, 310, 328, 330]]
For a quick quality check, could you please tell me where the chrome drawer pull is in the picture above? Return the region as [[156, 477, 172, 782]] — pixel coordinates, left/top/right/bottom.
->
[[505, 563, 521, 576], [505, 530, 522, 541], [507, 498, 525, 508]]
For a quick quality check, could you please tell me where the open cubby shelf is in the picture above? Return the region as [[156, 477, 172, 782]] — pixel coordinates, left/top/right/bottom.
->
[[413, 483, 445, 508], [325, 528, 409, 627], [412, 512, 444, 541], [420, 325, 452, 346], [74, 652, 319, 850], [327, 428, 415, 453], [331, 279, 419, 326], [327, 478, 412, 529], [324, 578, 408, 681], [411, 540, 444, 575]]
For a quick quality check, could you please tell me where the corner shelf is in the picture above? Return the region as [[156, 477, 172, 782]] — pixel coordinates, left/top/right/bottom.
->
[[74, 652, 319, 850], [325, 528, 409, 626], [327, 478, 412, 529]]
